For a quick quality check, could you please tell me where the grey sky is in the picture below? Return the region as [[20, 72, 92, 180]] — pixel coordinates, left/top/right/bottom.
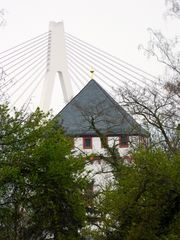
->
[[1, 0, 179, 74], [0, 0, 179, 112]]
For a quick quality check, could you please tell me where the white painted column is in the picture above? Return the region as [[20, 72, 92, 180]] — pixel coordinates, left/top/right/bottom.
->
[[40, 21, 73, 112]]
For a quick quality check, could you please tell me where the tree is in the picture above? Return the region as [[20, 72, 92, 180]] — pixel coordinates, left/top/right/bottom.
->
[[166, 0, 180, 18], [0, 9, 6, 26], [94, 149, 180, 240], [117, 0, 180, 153], [82, 2, 180, 238], [117, 82, 179, 153], [0, 105, 88, 240], [0, 8, 8, 103]]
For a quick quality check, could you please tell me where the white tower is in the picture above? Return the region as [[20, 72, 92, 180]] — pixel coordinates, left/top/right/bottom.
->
[[40, 21, 73, 112]]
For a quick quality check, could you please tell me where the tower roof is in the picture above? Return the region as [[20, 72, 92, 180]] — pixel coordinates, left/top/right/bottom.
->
[[56, 80, 148, 137]]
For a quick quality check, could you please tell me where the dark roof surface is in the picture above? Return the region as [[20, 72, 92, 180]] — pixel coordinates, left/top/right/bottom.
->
[[56, 80, 148, 136]]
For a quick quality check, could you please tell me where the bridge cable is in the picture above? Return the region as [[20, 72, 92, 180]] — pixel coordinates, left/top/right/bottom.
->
[[66, 46, 140, 89], [7, 58, 48, 95], [1, 52, 49, 90], [10, 66, 47, 108], [67, 55, 114, 90], [68, 70, 82, 91], [0, 38, 50, 66], [0, 31, 50, 57], [65, 38, 159, 87], [67, 60, 89, 85], [66, 41, 155, 89], [4, 43, 49, 72], [67, 48, 164, 98], [20, 68, 48, 112], [66, 33, 158, 81]]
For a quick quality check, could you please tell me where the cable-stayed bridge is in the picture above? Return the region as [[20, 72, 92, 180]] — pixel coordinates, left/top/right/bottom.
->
[[0, 22, 159, 114]]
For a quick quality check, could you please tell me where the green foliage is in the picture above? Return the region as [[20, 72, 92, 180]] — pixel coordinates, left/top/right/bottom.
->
[[0, 104, 88, 240], [95, 149, 180, 240]]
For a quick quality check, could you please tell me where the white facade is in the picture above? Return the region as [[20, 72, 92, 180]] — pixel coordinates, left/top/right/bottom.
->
[[73, 135, 143, 189], [74, 136, 138, 156]]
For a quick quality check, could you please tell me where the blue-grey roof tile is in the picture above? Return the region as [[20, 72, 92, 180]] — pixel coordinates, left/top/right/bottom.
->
[[56, 80, 148, 137]]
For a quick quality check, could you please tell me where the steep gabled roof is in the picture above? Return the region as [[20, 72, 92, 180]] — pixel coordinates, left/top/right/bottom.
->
[[56, 80, 148, 137]]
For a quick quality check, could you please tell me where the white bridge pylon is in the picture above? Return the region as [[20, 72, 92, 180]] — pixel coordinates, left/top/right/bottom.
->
[[40, 21, 73, 112]]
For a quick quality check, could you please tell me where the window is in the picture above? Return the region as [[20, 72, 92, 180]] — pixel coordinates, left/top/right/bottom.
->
[[119, 135, 129, 148], [83, 136, 92, 149], [101, 136, 108, 148]]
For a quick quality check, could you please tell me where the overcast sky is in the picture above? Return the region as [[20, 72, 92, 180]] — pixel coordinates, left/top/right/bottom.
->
[[1, 0, 179, 73], [0, 0, 179, 112]]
